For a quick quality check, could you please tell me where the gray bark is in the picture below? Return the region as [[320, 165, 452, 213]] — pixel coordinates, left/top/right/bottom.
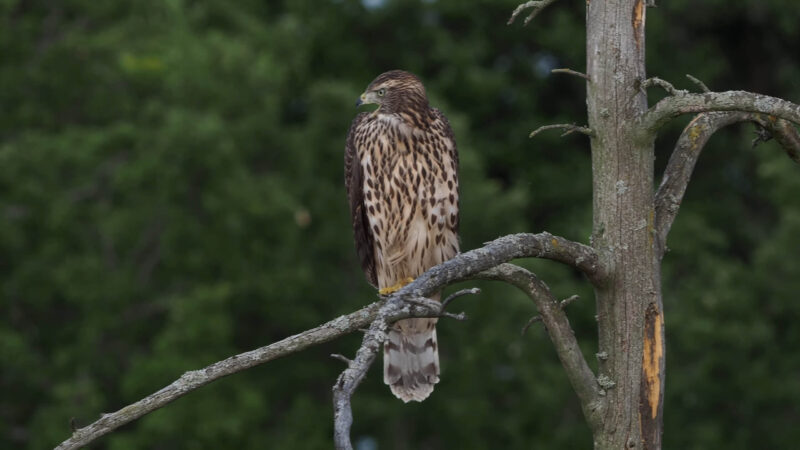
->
[[586, 1, 663, 448], [582, 2, 800, 449]]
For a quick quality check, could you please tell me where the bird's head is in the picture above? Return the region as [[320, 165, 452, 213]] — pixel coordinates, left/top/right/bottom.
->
[[356, 70, 429, 114]]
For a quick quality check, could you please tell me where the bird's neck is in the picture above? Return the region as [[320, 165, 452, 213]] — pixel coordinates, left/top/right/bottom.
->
[[375, 107, 432, 132], [374, 111, 427, 138]]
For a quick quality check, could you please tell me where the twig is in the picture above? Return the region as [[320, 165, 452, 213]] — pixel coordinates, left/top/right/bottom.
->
[[402, 296, 468, 321], [642, 77, 685, 96], [551, 68, 591, 82], [331, 354, 353, 365], [685, 74, 710, 93], [529, 123, 593, 139], [508, 0, 560, 26], [654, 111, 800, 257], [521, 294, 580, 335], [441, 287, 481, 310], [521, 315, 543, 335], [752, 124, 773, 148], [560, 294, 580, 309]]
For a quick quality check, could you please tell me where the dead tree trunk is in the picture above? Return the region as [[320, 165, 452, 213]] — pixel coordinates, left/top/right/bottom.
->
[[586, 1, 664, 448]]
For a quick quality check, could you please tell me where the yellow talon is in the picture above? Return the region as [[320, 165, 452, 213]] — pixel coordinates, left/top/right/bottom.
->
[[379, 277, 415, 295]]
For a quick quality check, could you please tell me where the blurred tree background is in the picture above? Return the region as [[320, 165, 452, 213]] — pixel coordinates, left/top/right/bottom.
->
[[1, 0, 799, 448]]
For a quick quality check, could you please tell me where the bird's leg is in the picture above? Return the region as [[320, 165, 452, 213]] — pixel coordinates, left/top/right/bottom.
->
[[378, 277, 415, 295]]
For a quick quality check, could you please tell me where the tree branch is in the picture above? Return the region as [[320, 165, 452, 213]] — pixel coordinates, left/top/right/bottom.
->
[[654, 111, 800, 257], [640, 89, 800, 136], [508, 0, 560, 26], [331, 232, 604, 448], [56, 301, 384, 450], [476, 264, 604, 432], [56, 232, 604, 450], [332, 292, 464, 450], [414, 232, 607, 290]]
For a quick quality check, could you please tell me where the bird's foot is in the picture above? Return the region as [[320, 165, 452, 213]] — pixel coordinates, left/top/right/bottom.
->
[[379, 277, 415, 295]]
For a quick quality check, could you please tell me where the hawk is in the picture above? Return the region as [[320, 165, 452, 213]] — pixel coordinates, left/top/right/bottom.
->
[[344, 70, 460, 402]]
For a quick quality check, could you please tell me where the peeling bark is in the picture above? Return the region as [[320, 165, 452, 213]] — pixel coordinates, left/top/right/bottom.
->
[[640, 303, 665, 449]]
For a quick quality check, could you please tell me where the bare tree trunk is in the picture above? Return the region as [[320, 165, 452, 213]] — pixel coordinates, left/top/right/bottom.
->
[[586, 0, 664, 448]]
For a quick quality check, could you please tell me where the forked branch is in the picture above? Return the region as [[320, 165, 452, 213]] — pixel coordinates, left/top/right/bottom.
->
[[654, 111, 800, 256], [57, 232, 605, 450], [332, 232, 606, 448], [333, 293, 465, 450]]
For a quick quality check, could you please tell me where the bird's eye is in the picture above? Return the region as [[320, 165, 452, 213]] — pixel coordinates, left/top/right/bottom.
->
[[377, 88, 386, 97]]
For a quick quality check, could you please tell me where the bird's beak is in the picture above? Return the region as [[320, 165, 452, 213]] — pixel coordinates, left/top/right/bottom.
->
[[355, 93, 366, 107]]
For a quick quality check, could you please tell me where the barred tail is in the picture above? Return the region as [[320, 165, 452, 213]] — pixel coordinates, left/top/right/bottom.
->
[[383, 317, 440, 402]]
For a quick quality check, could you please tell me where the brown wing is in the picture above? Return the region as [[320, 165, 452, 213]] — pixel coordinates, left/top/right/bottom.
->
[[432, 107, 460, 233], [344, 112, 377, 287]]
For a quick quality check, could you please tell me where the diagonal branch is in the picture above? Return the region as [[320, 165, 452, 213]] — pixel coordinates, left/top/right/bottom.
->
[[654, 111, 800, 257], [476, 264, 604, 432], [640, 89, 800, 136], [56, 301, 383, 450], [56, 232, 604, 450]]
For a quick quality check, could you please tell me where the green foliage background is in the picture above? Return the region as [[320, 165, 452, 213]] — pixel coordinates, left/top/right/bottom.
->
[[1, 0, 798, 448]]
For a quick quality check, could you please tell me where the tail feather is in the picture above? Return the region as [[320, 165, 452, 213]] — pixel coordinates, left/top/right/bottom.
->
[[384, 318, 440, 402]]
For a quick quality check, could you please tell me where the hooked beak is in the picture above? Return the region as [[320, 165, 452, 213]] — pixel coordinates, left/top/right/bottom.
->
[[355, 93, 366, 107]]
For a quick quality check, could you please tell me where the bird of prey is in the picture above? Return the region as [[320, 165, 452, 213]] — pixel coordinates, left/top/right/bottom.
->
[[344, 70, 460, 402]]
